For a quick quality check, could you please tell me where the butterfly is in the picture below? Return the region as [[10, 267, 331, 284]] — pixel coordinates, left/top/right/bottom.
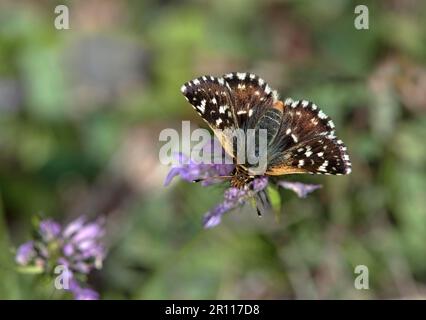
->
[[180, 72, 351, 189]]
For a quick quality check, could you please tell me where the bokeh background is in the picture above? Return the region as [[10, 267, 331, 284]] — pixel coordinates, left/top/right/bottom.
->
[[1, 0, 426, 299]]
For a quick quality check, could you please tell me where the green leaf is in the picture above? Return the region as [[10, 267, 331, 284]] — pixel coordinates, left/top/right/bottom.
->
[[267, 186, 282, 222], [16, 265, 44, 274]]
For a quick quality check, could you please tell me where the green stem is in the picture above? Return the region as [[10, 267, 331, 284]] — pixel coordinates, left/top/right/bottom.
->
[[0, 192, 21, 298]]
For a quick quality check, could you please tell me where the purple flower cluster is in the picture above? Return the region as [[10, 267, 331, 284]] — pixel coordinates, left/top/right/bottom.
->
[[15, 216, 105, 300], [203, 176, 269, 228], [69, 279, 100, 300], [164, 152, 234, 187], [165, 140, 321, 228]]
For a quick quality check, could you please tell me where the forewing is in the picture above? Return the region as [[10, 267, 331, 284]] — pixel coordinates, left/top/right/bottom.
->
[[222, 72, 278, 130], [180, 76, 236, 157]]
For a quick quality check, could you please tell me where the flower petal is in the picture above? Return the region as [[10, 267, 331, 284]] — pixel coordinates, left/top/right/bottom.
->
[[163, 167, 181, 186], [15, 241, 35, 266], [39, 219, 61, 241], [164, 153, 234, 186], [74, 287, 99, 300], [203, 177, 269, 228], [277, 181, 322, 198], [63, 216, 87, 238], [203, 211, 223, 229], [69, 279, 99, 300], [203, 202, 234, 229]]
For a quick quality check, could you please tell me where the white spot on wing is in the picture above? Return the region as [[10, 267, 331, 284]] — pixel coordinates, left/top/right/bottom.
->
[[237, 72, 246, 80], [219, 105, 227, 114], [318, 110, 327, 119], [272, 90, 279, 101], [285, 98, 294, 105], [318, 160, 329, 172], [265, 85, 271, 94], [198, 99, 206, 113]]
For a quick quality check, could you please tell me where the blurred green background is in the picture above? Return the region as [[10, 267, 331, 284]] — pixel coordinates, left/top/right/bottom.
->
[[1, 0, 426, 299]]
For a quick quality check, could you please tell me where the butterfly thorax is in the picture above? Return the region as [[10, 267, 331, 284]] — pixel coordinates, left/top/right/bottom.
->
[[230, 165, 254, 189]]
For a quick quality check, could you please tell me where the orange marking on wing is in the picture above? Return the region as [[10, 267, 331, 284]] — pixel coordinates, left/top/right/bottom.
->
[[266, 166, 309, 176], [272, 100, 284, 112]]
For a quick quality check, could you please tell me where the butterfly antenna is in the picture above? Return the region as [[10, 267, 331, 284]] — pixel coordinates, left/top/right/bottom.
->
[[192, 176, 233, 183], [255, 190, 270, 216]]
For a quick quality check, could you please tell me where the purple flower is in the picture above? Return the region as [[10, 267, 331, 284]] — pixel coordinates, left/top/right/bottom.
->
[[71, 221, 105, 243], [73, 287, 99, 300], [277, 181, 322, 198], [203, 177, 269, 228], [61, 217, 106, 273], [39, 219, 61, 241], [63, 216, 86, 238], [252, 176, 269, 192], [69, 279, 99, 300], [15, 216, 106, 300], [165, 139, 321, 228], [15, 241, 35, 266], [164, 152, 234, 187]]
